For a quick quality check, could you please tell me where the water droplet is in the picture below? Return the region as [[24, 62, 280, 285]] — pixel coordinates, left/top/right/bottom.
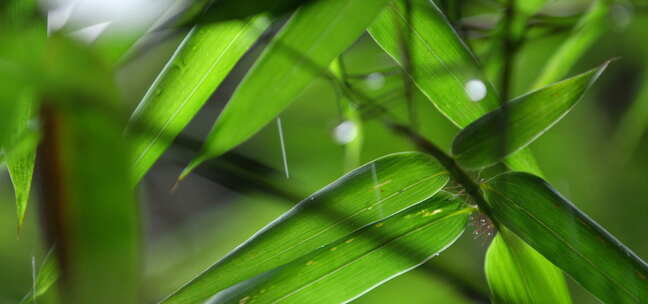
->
[[365, 72, 385, 90], [333, 121, 358, 144], [464, 79, 487, 102]]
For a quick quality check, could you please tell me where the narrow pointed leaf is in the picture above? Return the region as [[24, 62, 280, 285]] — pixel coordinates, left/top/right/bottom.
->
[[485, 228, 571, 304], [531, 0, 610, 89], [6, 88, 37, 231], [183, 0, 391, 177], [367, 0, 542, 175], [452, 63, 608, 170], [20, 248, 60, 304], [483, 172, 648, 303], [163, 152, 450, 304], [209, 192, 470, 304], [127, 16, 270, 183], [369, 2, 567, 301], [368, 0, 499, 128], [194, 0, 315, 24]]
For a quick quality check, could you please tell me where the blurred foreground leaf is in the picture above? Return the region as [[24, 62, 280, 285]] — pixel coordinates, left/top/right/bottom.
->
[[452, 62, 608, 170], [20, 248, 59, 304], [38, 37, 140, 304], [183, 0, 391, 177], [483, 172, 648, 303], [163, 152, 449, 304], [209, 192, 470, 304], [127, 15, 270, 183]]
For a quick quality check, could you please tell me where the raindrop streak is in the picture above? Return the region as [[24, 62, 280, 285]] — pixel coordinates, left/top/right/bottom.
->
[[464, 79, 487, 102], [371, 163, 383, 218], [31, 256, 36, 303], [333, 120, 358, 144], [277, 117, 289, 179], [365, 72, 385, 90]]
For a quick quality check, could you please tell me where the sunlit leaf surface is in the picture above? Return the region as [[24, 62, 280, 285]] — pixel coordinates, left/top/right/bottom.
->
[[163, 152, 449, 304], [208, 192, 470, 304], [483, 172, 648, 303], [183, 0, 391, 177], [127, 15, 270, 183], [452, 62, 608, 170]]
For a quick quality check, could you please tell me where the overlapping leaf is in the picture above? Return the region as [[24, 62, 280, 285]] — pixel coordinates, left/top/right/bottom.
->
[[182, 0, 391, 177], [452, 62, 608, 170], [126, 16, 270, 183], [369, 1, 565, 302], [20, 248, 59, 304], [163, 152, 450, 304], [531, 0, 610, 89], [483, 172, 648, 303], [39, 37, 140, 304], [209, 192, 470, 304]]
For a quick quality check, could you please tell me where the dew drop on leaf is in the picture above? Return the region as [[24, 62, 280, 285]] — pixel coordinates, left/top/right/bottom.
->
[[464, 79, 487, 102]]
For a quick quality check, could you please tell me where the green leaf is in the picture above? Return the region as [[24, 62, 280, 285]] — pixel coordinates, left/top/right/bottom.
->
[[162, 152, 450, 304], [367, 0, 541, 175], [531, 0, 610, 89], [485, 228, 571, 304], [209, 192, 471, 304], [20, 248, 60, 304], [39, 37, 140, 304], [194, 0, 314, 24], [452, 62, 608, 170], [126, 16, 270, 183], [483, 172, 648, 303], [6, 88, 37, 232], [182, 0, 391, 177], [369, 2, 566, 301], [612, 69, 648, 161], [368, 0, 500, 128]]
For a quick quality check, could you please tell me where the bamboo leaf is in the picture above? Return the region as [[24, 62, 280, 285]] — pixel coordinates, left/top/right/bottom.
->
[[452, 62, 608, 170], [39, 36, 140, 304], [483, 172, 648, 303], [126, 16, 270, 183], [182, 0, 391, 177], [6, 88, 37, 232], [367, 0, 542, 175], [163, 152, 450, 304], [369, 2, 566, 302], [485, 228, 571, 304], [612, 69, 648, 161], [193, 0, 315, 24], [368, 0, 500, 128], [531, 0, 610, 89], [20, 248, 60, 304], [209, 192, 471, 304]]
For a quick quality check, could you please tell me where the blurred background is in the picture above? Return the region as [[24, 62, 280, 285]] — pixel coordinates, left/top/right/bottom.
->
[[2, 0, 648, 303]]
